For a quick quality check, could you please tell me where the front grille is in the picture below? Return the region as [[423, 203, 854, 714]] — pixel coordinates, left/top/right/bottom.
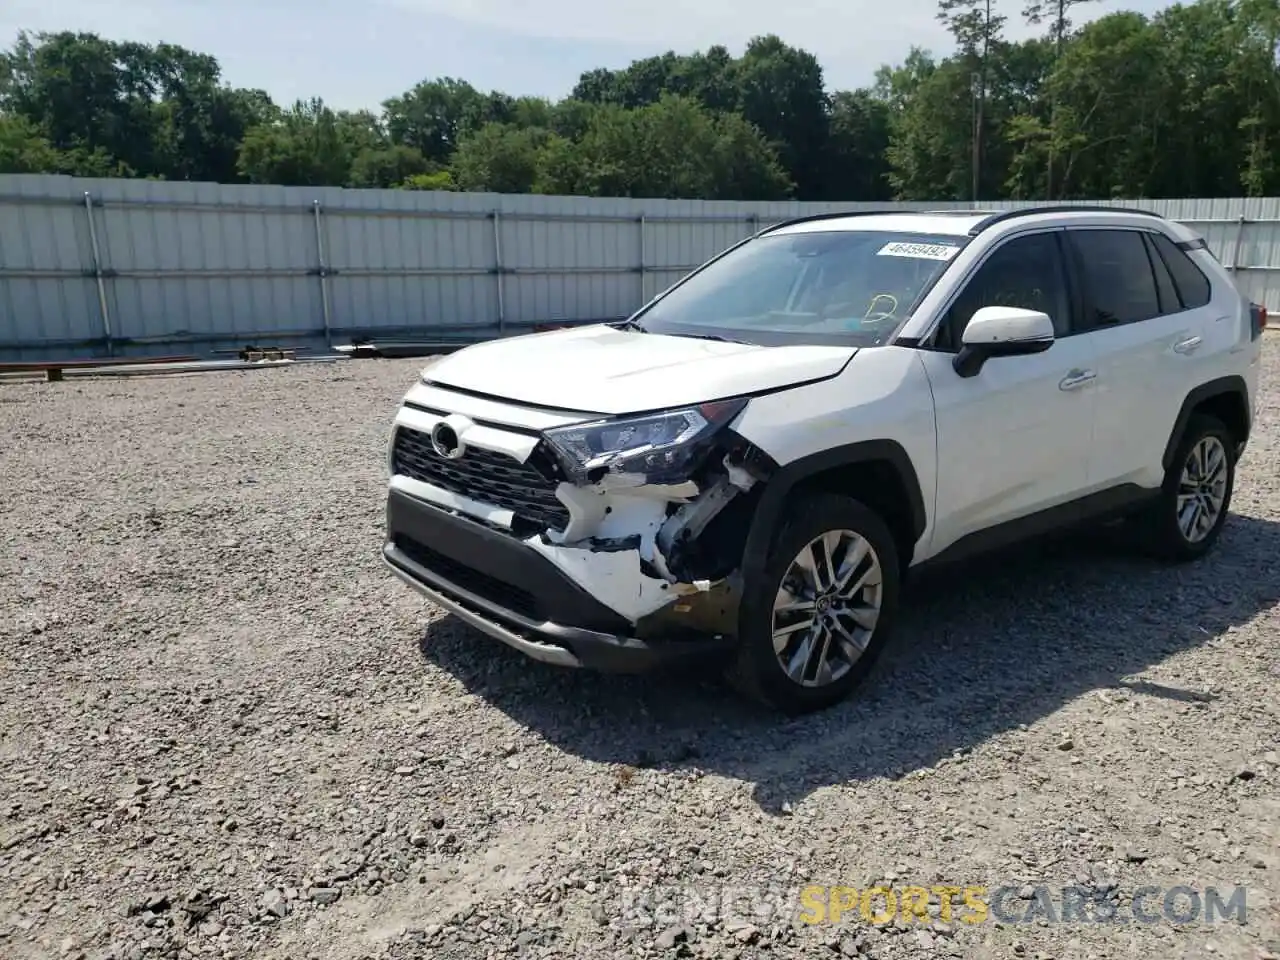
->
[[392, 426, 570, 531], [395, 534, 540, 620]]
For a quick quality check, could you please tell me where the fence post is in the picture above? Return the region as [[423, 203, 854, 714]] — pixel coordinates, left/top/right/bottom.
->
[[638, 214, 647, 306], [492, 210, 506, 335], [83, 191, 114, 357], [1230, 213, 1248, 275], [312, 200, 334, 350]]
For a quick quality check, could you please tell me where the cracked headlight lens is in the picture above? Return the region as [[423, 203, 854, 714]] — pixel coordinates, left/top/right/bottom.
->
[[543, 399, 747, 485]]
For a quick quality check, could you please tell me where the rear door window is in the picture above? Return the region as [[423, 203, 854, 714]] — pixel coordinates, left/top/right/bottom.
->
[[1066, 229, 1162, 328]]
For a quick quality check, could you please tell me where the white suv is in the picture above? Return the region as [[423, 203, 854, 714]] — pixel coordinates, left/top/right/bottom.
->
[[382, 206, 1265, 714]]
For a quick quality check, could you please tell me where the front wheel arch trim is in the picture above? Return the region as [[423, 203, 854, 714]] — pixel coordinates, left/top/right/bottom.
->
[[737, 439, 928, 587]]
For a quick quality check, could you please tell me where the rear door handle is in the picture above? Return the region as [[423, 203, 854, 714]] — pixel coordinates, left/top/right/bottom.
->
[[1059, 368, 1096, 391], [1173, 335, 1203, 355]]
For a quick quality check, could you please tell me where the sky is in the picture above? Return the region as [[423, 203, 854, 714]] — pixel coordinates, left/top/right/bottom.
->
[[4, 0, 1177, 111]]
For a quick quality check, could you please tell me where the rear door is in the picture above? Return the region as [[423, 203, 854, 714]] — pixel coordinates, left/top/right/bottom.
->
[[1066, 227, 1216, 490]]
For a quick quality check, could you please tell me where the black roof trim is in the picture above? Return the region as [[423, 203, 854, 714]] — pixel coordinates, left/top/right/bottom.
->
[[755, 209, 912, 236], [967, 204, 1167, 237], [753, 205, 1170, 241]]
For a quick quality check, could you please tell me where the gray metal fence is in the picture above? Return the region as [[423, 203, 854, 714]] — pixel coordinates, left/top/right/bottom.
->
[[3, 174, 1280, 362]]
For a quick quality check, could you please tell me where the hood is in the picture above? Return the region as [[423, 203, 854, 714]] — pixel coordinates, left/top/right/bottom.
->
[[424, 325, 857, 415]]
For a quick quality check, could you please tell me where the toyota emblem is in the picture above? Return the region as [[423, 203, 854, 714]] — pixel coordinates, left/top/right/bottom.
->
[[430, 421, 465, 459]]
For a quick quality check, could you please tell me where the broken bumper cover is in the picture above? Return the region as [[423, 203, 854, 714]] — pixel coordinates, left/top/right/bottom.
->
[[383, 487, 736, 673]]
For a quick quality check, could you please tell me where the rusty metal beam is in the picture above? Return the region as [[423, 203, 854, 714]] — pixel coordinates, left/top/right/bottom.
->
[[0, 355, 201, 382], [0, 355, 199, 372]]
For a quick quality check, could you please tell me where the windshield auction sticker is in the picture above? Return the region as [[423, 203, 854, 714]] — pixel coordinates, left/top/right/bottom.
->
[[876, 241, 961, 261]]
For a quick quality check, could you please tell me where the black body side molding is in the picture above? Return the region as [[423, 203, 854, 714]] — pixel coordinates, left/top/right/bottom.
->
[[917, 483, 1157, 571], [1161, 375, 1252, 471], [738, 439, 928, 583]]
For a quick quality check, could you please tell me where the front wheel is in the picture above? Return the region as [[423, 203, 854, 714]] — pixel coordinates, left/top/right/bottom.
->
[[727, 494, 901, 715]]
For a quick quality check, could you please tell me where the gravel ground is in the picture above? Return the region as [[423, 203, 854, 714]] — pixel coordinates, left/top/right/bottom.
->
[[2, 349, 1278, 960]]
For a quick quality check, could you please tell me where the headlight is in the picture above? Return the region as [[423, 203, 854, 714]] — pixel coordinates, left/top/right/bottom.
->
[[543, 398, 747, 485]]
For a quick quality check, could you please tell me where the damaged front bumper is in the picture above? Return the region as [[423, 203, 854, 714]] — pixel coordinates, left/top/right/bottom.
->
[[383, 486, 740, 673]]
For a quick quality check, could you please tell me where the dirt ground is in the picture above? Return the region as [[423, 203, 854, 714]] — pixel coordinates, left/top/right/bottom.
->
[[1, 346, 1278, 960]]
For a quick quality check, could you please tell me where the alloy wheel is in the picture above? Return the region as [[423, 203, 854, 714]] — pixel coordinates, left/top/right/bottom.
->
[[771, 530, 884, 688], [1177, 435, 1229, 543]]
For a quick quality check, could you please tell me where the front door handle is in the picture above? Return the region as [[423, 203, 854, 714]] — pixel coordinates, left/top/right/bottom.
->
[[1059, 368, 1097, 391], [1173, 335, 1203, 355]]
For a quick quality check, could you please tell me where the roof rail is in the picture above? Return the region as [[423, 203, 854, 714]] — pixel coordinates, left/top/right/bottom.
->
[[756, 209, 908, 236], [967, 204, 1166, 236], [918, 208, 1003, 216]]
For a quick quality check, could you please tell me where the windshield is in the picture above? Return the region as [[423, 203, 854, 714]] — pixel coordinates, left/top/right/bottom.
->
[[632, 230, 967, 347]]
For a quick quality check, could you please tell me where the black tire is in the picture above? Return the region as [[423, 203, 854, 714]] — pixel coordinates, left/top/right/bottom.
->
[[1135, 413, 1236, 563], [727, 493, 901, 715]]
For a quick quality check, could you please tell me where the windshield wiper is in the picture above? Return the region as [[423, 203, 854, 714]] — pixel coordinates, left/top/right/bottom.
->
[[614, 318, 753, 345], [668, 331, 756, 345]]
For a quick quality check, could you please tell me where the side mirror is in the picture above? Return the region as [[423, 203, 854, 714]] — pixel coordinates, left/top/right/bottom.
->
[[953, 306, 1055, 378]]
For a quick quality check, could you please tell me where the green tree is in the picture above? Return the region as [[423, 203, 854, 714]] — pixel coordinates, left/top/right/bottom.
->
[[826, 89, 893, 200], [532, 94, 791, 200], [708, 109, 797, 199], [986, 37, 1055, 198], [1148, 0, 1276, 197], [1, 30, 276, 183], [401, 169, 457, 191], [1021, 0, 1103, 195], [382, 77, 511, 165], [883, 56, 978, 199], [1038, 12, 1168, 197], [451, 123, 559, 193], [0, 114, 60, 172], [570, 68, 620, 105], [1, 31, 159, 174], [547, 99, 599, 140], [509, 95, 554, 129], [671, 46, 739, 113], [349, 144, 432, 188], [1236, 0, 1280, 195], [936, 0, 1008, 198], [731, 35, 832, 199], [236, 98, 352, 186], [571, 37, 829, 197], [152, 78, 277, 182], [8, 8, 1280, 201]]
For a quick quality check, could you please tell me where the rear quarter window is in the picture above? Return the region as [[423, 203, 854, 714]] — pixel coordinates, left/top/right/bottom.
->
[[1149, 232, 1212, 309]]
